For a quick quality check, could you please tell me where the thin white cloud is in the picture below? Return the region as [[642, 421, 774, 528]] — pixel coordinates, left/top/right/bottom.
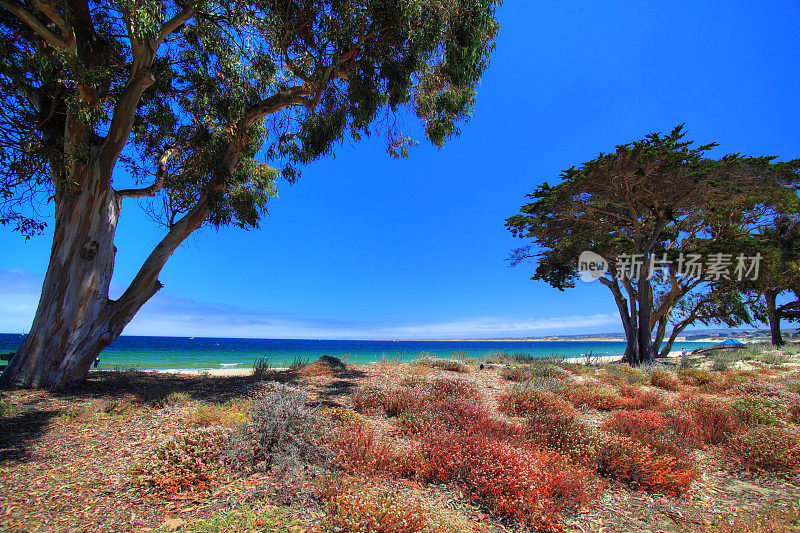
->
[[0, 269, 42, 333], [0, 269, 620, 339]]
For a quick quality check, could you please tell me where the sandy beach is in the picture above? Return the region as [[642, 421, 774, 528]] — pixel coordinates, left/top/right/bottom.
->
[[145, 350, 686, 377]]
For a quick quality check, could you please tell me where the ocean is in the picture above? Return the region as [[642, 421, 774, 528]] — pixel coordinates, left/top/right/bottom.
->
[[0, 334, 715, 370]]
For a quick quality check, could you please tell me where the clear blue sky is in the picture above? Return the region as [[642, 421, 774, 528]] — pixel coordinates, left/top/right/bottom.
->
[[1, 1, 799, 339]]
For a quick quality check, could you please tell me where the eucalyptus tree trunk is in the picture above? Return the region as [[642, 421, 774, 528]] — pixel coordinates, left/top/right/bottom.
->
[[0, 166, 210, 389], [1, 168, 120, 388]]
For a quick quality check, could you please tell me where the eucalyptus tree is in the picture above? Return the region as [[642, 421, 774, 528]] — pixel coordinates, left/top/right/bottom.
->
[[505, 126, 798, 365], [0, 0, 500, 388]]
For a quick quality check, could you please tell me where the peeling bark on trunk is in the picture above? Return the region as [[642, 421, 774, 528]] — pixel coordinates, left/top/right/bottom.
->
[[0, 170, 210, 389], [1, 167, 119, 388]]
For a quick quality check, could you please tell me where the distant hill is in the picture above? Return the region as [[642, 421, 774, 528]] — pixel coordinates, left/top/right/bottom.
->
[[466, 328, 799, 342]]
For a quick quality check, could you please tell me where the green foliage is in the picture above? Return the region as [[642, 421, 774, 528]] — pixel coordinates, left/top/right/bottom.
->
[[1, 0, 501, 237], [649, 368, 682, 391], [165, 504, 297, 533], [505, 125, 799, 364], [677, 367, 719, 387], [190, 399, 250, 427], [412, 355, 468, 372], [252, 356, 272, 378], [0, 399, 21, 416], [733, 396, 788, 427]]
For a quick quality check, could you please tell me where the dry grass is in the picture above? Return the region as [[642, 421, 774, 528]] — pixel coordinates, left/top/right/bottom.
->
[[3, 350, 800, 533]]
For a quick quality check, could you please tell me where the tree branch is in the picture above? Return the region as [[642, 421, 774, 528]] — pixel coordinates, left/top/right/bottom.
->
[[158, 3, 199, 46], [240, 84, 314, 130], [0, 0, 70, 51], [112, 197, 210, 320], [115, 147, 174, 199]]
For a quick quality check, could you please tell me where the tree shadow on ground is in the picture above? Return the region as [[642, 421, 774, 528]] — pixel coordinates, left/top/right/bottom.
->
[[0, 409, 59, 465], [308, 368, 369, 407], [49, 364, 368, 407]]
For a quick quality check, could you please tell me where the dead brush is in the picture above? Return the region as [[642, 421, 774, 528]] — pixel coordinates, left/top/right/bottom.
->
[[223, 383, 327, 498]]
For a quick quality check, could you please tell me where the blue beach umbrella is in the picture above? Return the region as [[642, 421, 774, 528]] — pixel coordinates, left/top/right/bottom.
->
[[719, 339, 744, 346]]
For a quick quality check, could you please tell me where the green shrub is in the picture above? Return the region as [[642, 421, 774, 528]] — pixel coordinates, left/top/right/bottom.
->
[[317, 406, 365, 428], [561, 384, 627, 411], [677, 367, 719, 387], [55, 406, 98, 424], [601, 364, 648, 385], [522, 374, 569, 393], [412, 356, 468, 373], [524, 402, 600, 465], [711, 359, 730, 372], [395, 410, 434, 435], [174, 504, 297, 532], [500, 365, 530, 382], [559, 362, 595, 376], [0, 400, 21, 417], [99, 399, 134, 416], [649, 368, 681, 391], [141, 390, 192, 409], [190, 399, 250, 427], [733, 396, 788, 427], [252, 356, 272, 378], [501, 362, 569, 382], [351, 385, 389, 413]]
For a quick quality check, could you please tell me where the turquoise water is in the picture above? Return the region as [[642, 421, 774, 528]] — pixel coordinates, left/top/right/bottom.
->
[[0, 334, 714, 370]]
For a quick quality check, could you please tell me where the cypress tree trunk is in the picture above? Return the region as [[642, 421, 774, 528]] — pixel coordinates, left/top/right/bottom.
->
[[765, 289, 784, 347], [602, 277, 639, 365], [637, 275, 655, 365]]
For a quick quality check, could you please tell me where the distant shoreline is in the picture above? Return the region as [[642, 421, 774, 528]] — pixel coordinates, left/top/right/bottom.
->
[[118, 349, 685, 377]]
